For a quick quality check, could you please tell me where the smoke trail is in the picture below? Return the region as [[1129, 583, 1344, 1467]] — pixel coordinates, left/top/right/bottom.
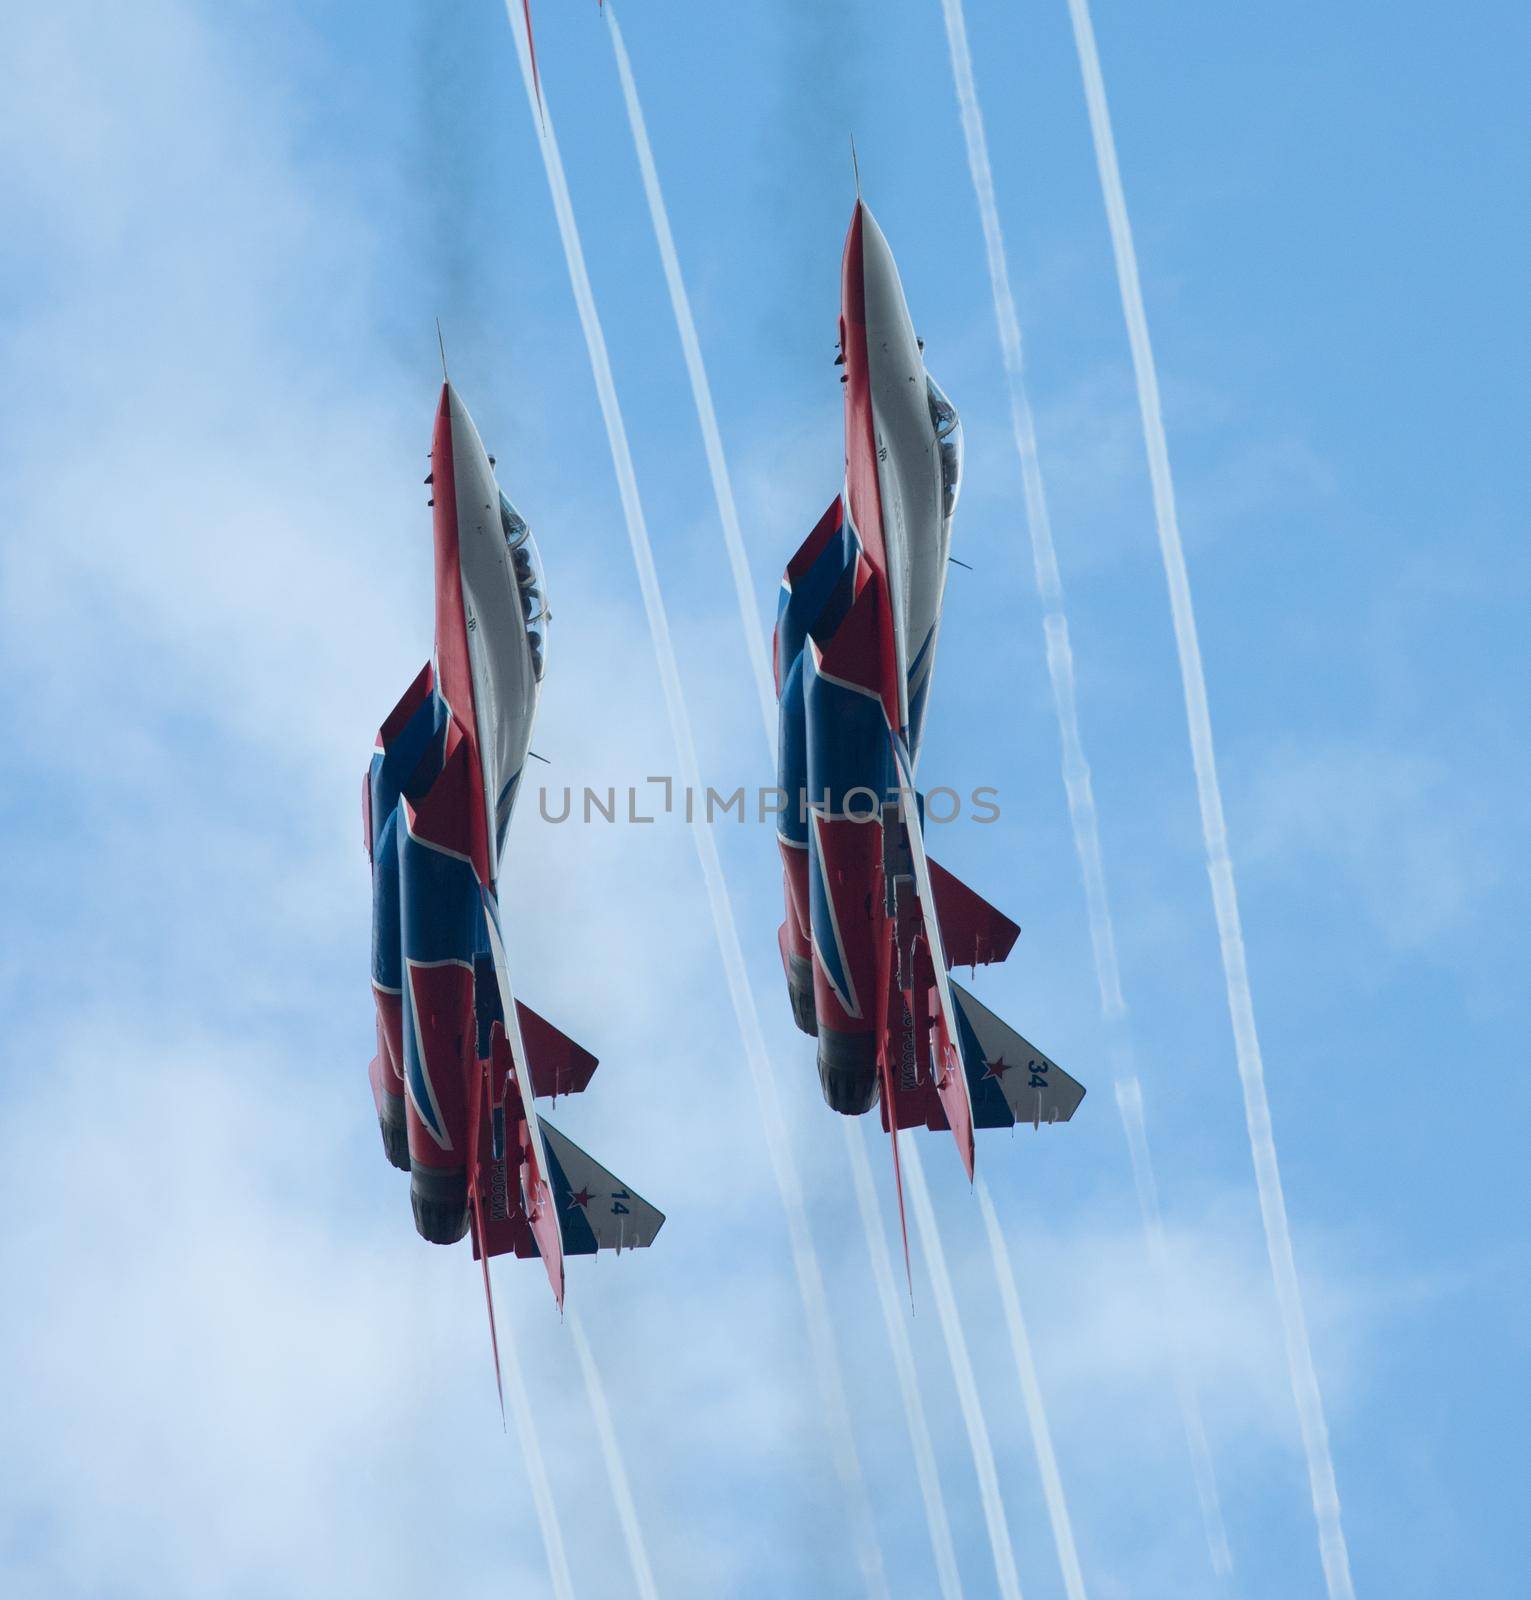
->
[[605, 5, 775, 748], [937, 0, 1232, 1577], [1061, 4, 1355, 1595], [568, 1310, 660, 1600], [604, 12, 970, 1590], [845, 1123, 966, 1600], [501, 1323, 577, 1600], [976, 1180, 1087, 1600], [904, 1140, 1025, 1600], [499, 10, 888, 1596]]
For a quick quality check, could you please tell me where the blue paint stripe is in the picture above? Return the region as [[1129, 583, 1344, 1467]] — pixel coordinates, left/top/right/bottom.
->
[[370, 690, 447, 853], [956, 993, 1015, 1130], [370, 807, 403, 989], [803, 648, 895, 808], [777, 516, 858, 686], [777, 652, 810, 845]]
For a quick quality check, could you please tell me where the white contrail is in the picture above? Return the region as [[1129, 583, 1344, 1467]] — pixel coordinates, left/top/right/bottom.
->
[[1061, 4, 1355, 1595], [604, 12, 968, 1591], [501, 1324, 576, 1600], [1052, 621, 1233, 1578], [845, 1123, 966, 1600], [904, 1140, 1025, 1600], [976, 1179, 1087, 1600], [568, 1309, 661, 1600], [501, 11, 888, 1596], [605, 5, 776, 749], [1111, 1075, 1231, 1577], [938, 0, 1232, 1578]]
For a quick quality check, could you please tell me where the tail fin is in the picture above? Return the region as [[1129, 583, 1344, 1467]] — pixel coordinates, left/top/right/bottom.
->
[[890, 739, 975, 1178], [479, 888, 565, 1307], [951, 981, 1086, 1129], [466, 1060, 506, 1425]]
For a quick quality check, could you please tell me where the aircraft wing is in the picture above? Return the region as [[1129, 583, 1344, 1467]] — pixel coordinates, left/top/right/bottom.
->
[[516, 1000, 599, 1099], [928, 856, 1020, 970]]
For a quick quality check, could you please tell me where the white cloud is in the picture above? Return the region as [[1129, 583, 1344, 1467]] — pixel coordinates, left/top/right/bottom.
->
[[0, 4, 1412, 1597]]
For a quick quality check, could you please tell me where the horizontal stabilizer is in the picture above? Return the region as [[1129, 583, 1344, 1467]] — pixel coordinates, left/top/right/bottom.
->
[[470, 1119, 664, 1263], [951, 980, 1085, 1130], [928, 857, 1020, 969], [539, 1121, 665, 1257]]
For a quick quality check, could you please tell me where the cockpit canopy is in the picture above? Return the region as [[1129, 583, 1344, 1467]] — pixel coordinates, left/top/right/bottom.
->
[[926, 375, 963, 522], [500, 492, 548, 682]]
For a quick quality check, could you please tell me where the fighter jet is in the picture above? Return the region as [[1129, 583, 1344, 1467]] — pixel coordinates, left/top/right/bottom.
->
[[774, 199, 1085, 1230], [365, 380, 662, 1373]]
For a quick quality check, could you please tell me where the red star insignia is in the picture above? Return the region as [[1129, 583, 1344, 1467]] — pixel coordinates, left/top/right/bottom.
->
[[569, 1187, 593, 1210], [983, 1055, 1010, 1081]]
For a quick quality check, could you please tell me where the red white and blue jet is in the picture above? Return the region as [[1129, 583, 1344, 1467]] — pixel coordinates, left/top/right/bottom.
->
[[774, 199, 1086, 1240], [365, 381, 662, 1375]]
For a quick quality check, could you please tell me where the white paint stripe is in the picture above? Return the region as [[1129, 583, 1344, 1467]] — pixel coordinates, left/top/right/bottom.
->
[[976, 1179, 1087, 1600], [502, 11, 887, 1595], [568, 1309, 661, 1600], [938, 0, 1232, 1579], [904, 1140, 1024, 1600], [1062, 3, 1354, 1592], [501, 1319, 576, 1600], [846, 1123, 966, 1600], [605, 4, 777, 750], [603, 12, 970, 1587], [813, 659, 887, 706]]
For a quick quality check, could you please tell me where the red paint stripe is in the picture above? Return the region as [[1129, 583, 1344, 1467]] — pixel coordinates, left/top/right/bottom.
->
[[378, 660, 435, 746], [429, 386, 491, 883], [839, 204, 901, 729]]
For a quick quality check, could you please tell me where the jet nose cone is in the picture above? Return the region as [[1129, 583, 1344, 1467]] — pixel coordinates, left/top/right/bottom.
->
[[443, 383, 487, 457], [854, 205, 913, 345], [855, 198, 888, 259], [842, 198, 883, 329]]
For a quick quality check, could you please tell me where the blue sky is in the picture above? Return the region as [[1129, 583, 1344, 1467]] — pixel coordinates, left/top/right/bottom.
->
[[1, 1, 1526, 1596]]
